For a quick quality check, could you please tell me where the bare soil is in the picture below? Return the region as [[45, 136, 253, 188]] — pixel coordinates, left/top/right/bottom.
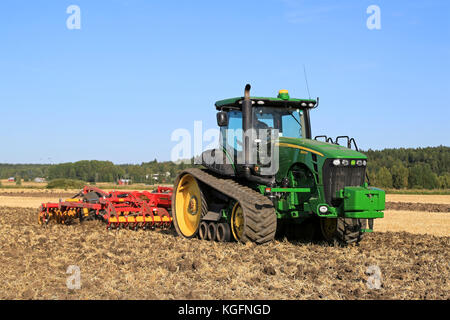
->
[[0, 207, 448, 300], [0, 196, 63, 209], [386, 194, 450, 205], [377, 210, 450, 237], [0, 191, 76, 198], [386, 202, 450, 212]]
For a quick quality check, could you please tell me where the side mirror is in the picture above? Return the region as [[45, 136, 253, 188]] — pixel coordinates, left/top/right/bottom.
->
[[217, 111, 229, 127]]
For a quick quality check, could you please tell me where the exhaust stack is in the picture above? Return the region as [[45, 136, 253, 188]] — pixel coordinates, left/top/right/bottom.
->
[[241, 84, 275, 186], [242, 84, 252, 167]]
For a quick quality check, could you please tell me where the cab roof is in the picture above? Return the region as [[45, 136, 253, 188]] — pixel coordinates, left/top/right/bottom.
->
[[214, 96, 317, 110]]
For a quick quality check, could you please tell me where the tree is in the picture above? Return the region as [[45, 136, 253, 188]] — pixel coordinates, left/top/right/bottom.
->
[[391, 164, 409, 189], [375, 167, 393, 188], [438, 173, 450, 189], [408, 163, 439, 189]]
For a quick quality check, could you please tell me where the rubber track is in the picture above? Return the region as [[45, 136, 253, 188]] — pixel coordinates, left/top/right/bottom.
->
[[337, 218, 364, 244], [180, 168, 277, 244]]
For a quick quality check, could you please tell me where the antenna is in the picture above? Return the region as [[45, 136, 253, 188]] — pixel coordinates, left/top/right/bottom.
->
[[303, 64, 311, 99]]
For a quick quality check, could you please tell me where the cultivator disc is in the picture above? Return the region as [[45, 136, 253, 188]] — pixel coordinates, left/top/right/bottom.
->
[[106, 207, 172, 230], [38, 186, 173, 230]]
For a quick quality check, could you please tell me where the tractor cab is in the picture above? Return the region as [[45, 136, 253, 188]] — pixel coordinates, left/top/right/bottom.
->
[[215, 88, 316, 140], [204, 84, 318, 184]]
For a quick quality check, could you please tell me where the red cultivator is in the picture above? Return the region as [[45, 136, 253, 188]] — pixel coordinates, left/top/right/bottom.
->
[[38, 186, 173, 230]]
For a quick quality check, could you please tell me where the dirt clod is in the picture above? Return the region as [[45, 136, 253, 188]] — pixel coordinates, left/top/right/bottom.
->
[[263, 266, 276, 276]]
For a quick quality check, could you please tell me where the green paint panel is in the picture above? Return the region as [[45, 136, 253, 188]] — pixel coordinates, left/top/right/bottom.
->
[[270, 187, 310, 193], [339, 186, 385, 212], [344, 211, 384, 219], [279, 137, 367, 159]]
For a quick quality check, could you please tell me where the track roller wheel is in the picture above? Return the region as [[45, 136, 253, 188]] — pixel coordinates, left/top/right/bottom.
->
[[207, 222, 217, 241], [198, 221, 208, 240], [231, 202, 245, 242], [172, 173, 207, 238], [217, 223, 231, 242]]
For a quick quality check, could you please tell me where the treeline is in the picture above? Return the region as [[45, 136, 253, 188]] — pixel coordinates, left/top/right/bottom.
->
[[0, 160, 197, 184], [0, 146, 448, 189], [0, 164, 49, 182], [45, 160, 197, 184], [364, 146, 449, 189]]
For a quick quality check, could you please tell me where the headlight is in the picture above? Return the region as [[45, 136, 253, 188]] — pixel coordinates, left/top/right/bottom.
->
[[332, 159, 341, 166], [319, 205, 328, 213], [301, 102, 307, 107], [342, 159, 349, 166], [356, 160, 363, 166], [308, 102, 315, 107], [363, 160, 367, 166]]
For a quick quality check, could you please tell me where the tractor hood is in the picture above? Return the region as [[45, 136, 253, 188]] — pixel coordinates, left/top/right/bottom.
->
[[278, 137, 367, 159]]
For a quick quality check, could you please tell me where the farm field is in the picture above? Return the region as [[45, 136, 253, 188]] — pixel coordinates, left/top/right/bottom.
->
[[0, 188, 78, 195], [386, 194, 450, 204], [0, 206, 448, 300], [0, 180, 169, 191], [0, 190, 77, 209], [376, 210, 449, 236], [0, 192, 448, 300]]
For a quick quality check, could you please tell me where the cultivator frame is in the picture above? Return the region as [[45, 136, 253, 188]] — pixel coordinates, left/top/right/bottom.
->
[[38, 186, 173, 230]]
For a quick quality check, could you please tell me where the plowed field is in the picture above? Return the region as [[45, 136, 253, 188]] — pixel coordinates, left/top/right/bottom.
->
[[0, 206, 448, 300]]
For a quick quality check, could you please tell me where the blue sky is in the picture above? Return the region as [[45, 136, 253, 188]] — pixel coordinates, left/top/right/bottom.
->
[[0, 0, 449, 164]]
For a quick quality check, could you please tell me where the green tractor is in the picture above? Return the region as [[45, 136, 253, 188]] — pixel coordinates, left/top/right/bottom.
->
[[172, 84, 385, 244]]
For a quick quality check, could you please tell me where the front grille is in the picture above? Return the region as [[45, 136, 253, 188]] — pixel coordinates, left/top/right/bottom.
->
[[322, 159, 366, 206]]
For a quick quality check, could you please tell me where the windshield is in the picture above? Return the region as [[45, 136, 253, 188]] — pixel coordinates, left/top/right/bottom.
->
[[254, 106, 305, 139]]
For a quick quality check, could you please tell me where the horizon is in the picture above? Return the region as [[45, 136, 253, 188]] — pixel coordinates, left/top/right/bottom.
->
[[0, 144, 448, 166], [0, 0, 449, 164]]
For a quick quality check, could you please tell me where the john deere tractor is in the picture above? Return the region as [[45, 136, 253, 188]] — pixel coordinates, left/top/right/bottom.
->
[[172, 84, 385, 244]]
